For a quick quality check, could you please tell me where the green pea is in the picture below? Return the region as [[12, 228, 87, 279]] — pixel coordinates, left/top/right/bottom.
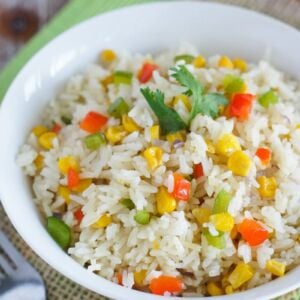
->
[[108, 97, 130, 118], [113, 71, 133, 85], [203, 229, 226, 249], [121, 198, 135, 210], [47, 216, 71, 249], [61, 116, 72, 125], [258, 90, 278, 108], [174, 54, 195, 64], [134, 210, 151, 225], [213, 190, 232, 214], [84, 133, 106, 150]]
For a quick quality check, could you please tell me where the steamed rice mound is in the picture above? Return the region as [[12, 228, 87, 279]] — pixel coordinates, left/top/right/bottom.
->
[[17, 44, 300, 296]]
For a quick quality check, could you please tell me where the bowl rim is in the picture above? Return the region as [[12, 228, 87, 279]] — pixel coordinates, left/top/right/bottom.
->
[[0, 1, 300, 299]]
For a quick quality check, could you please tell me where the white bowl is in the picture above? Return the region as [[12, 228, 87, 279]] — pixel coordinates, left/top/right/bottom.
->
[[0, 2, 299, 299]]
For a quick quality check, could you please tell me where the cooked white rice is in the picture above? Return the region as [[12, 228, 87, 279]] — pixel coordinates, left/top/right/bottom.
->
[[17, 44, 300, 296]]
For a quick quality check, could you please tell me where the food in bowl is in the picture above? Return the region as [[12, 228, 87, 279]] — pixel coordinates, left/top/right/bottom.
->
[[17, 44, 300, 296]]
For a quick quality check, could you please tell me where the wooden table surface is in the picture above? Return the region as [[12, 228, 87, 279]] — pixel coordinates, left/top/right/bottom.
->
[[0, 0, 68, 69]]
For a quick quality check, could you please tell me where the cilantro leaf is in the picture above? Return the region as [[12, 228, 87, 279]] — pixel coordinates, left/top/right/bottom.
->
[[140, 87, 187, 134], [171, 65, 228, 121]]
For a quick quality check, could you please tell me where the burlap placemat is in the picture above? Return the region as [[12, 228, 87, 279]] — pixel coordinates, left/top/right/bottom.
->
[[0, 0, 299, 299]]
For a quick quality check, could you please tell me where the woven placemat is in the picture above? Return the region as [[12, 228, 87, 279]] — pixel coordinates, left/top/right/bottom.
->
[[0, 0, 299, 299]]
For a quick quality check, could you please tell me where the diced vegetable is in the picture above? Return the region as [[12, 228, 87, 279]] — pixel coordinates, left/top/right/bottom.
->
[[225, 285, 234, 294], [52, 123, 62, 134], [84, 133, 106, 150], [166, 131, 185, 144], [121, 198, 135, 210], [100, 49, 117, 63], [116, 273, 123, 285], [172, 173, 191, 201], [192, 207, 211, 225], [47, 216, 71, 249], [215, 134, 241, 157], [61, 116, 72, 125], [229, 93, 254, 121], [258, 90, 278, 108], [193, 55, 206, 68], [213, 190, 232, 214], [58, 185, 71, 204], [34, 154, 44, 171], [210, 213, 234, 232], [93, 214, 112, 228], [193, 163, 204, 179], [113, 70, 133, 85], [266, 259, 286, 276], [32, 125, 48, 137], [207, 282, 223, 296], [156, 186, 177, 215], [140, 88, 187, 134], [228, 263, 253, 289], [38, 132, 57, 150], [134, 210, 151, 225], [218, 56, 233, 69], [227, 151, 252, 176], [58, 156, 79, 174], [74, 208, 84, 224], [80, 111, 108, 133], [230, 225, 239, 240], [67, 168, 80, 189], [232, 58, 248, 72], [122, 114, 141, 132], [223, 75, 247, 95], [105, 126, 127, 144], [108, 97, 130, 118], [255, 147, 271, 166], [72, 179, 92, 193], [257, 176, 277, 198], [150, 125, 160, 140], [238, 218, 269, 246], [150, 276, 183, 295], [173, 94, 191, 111], [204, 230, 226, 249], [143, 146, 163, 170], [174, 54, 195, 64], [134, 270, 147, 286], [138, 62, 158, 83]]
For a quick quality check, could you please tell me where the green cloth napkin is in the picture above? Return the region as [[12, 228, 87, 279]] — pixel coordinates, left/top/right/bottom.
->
[[0, 0, 152, 102]]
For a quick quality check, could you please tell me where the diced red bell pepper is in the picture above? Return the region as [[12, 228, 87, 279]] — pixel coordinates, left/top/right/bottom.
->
[[150, 276, 183, 295], [116, 273, 123, 285], [238, 218, 269, 246], [172, 173, 191, 201], [193, 163, 204, 179], [229, 93, 255, 121], [74, 208, 84, 224], [255, 147, 271, 166], [52, 123, 62, 134], [138, 62, 158, 83], [80, 111, 108, 133], [67, 168, 80, 189]]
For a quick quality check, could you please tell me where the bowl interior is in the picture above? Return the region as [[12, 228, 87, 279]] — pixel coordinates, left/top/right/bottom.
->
[[0, 2, 300, 300]]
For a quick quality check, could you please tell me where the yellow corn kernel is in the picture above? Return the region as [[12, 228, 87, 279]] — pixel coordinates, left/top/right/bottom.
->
[[105, 126, 127, 144], [32, 125, 48, 137], [58, 185, 71, 204], [150, 125, 160, 140], [230, 225, 239, 240], [38, 132, 57, 150], [218, 56, 233, 69], [34, 154, 44, 171], [257, 176, 277, 198], [166, 131, 185, 144], [207, 282, 223, 296], [152, 240, 160, 250], [210, 212, 234, 232], [225, 285, 234, 294], [156, 186, 176, 215], [72, 179, 92, 193], [296, 124, 300, 129], [143, 146, 163, 170], [93, 214, 112, 228], [215, 134, 241, 157], [228, 263, 254, 289], [192, 207, 211, 225], [173, 94, 191, 111], [228, 151, 252, 177], [232, 58, 248, 72], [58, 156, 79, 174], [193, 55, 206, 68], [266, 260, 286, 277], [122, 115, 141, 133], [134, 270, 147, 286], [100, 49, 117, 63], [205, 140, 215, 154]]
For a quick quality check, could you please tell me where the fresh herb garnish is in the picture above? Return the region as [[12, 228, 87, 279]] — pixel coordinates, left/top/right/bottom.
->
[[140, 87, 187, 134], [171, 65, 228, 122]]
